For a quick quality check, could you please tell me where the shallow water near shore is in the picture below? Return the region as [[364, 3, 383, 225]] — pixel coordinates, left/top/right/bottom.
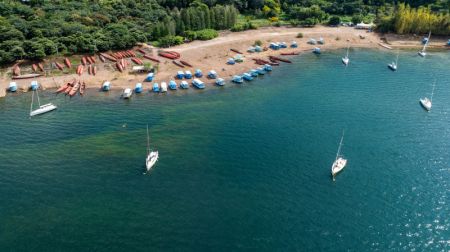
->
[[1, 49, 450, 251]]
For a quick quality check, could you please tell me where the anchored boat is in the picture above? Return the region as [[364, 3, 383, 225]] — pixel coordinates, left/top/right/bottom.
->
[[122, 88, 132, 99], [145, 124, 159, 172], [180, 80, 189, 89], [418, 31, 431, 57], [232, 75, 243, 84], [192, 78, 205, 89], [420, 82, 435, 111], [388, 51, 399, 71], [169, 80, 177, 90], [331, 131, 347, 181], [215, 78, 225, 86], [29, 89, 57, 117]]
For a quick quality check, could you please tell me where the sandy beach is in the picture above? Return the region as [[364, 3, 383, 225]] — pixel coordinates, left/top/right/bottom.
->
[[1, 26, 448, 97]]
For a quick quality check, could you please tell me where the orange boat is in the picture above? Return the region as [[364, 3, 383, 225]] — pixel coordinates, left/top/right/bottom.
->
[[69, 81, 80, 96], [90, 56, 96, 63], [32, 64, 38, 72], [143, 55, 160, 63], [100, 53, 117, 62], [64, 58, 72, 68], [80, 81, 86, 96], [136, 48, 146, 54], [81, 57, 87, 65], [116, 62, 123, 72], [93, 66, 97, 75], [64, 81, 74, 95], [38, 63, 44, 72], [180, 60, 193, 67], [99, 54, 106, 62], [56, 82, 70, 93], [77, 65, 84, 75], [131, 58, 142, 65], [12, 65, 21, 76], [86, 56, 93, 65], [55, 62, 64, 71], [88, 65, 92, 75]]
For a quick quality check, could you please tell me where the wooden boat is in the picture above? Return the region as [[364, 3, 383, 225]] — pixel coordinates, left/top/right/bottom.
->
[[100, 53, 117, 62], [173, 60, 184, 68], [64, 81, 74, 95], [99, 54, 106, 62], [180, 60, 193, 67], [136, 48, 146, 54], [13, 65, 21, 76], [86, 56, 93, 64], [269, 56, 292, 63], [230, 48, 243, 54], [69, 81, 80, 97], [93, 66, 97, 75], [80, 81, 86, 96], [56, 82, 70, 93], [280, 52, 299, 56], [12, 73, 42, 79], [64, 58, 71, 68], [88, 65, 92, 75], [38, 63, 44, 72], [90, 56, 96, 63], [77, 65, 84, 75], [116, 62, 124, 72], [55, 62, 64, 70], [131, 58, 143, 65], [143, 55, 160, 63], [159, 51, 180, 59], [127, 50, 136, 57], [32, 64, 38, 72]]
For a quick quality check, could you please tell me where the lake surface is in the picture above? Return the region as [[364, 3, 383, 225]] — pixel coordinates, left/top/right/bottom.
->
[[1, 49, 449, 251]]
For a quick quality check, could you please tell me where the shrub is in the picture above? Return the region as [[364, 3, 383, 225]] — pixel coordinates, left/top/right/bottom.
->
[[157, 35, 184, 47], [290, 19, 300, 27], [296, 32, 303, 38], [328, 16, 341, 26], [273, 22, 281, 27], [194, 29, 218, 40], [254, 40, 262, 46]]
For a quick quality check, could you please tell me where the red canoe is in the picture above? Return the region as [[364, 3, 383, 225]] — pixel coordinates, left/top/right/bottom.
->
[[231, 48, 243, 54], [69, 81, 80, 97], [55, 62, 64, 71], [56, 83, 70, 93], [38, 63, 44, 72], [64, 58, 72, 68], [143, 55, 160, 63], [80, 81, 86, 96], [180, 60, 193, 67], [93, 66, 97, 76], [32, 64, 38, 72], [116, 62, 123, 72]]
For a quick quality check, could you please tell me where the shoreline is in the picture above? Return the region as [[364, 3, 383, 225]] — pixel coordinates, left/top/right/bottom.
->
[[1, 26, 448, 97]]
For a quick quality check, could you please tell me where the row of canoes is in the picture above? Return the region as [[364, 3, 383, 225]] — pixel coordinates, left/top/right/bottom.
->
[[76, 65, 97, 76], [55, 79, 86, 97]]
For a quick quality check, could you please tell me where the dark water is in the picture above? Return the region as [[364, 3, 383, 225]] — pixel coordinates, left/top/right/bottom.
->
[[1, 49, 449, 251]]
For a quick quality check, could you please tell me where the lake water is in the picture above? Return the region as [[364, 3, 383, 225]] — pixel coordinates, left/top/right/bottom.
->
[[0, 49, 449, 251]]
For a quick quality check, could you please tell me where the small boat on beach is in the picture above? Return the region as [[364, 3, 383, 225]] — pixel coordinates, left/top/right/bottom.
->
[[192, 78, 205, 89], [270, 42, 280, 50], [257, 67, 265, 75], [180, 80, 189, 89], [135, 83, 143, 93], [331, 131, 347, 181], [232, 75, 243, 84], [250, 69, 259, 77], [280, 52, 299, 56], [160, 82, 168, 92], [145, 73, 154, 82], [64, 58, 71, 68], [102, 81, 111, 91], [173, 60, 184, 68], [30, 81, 39, 91], [69, 81, 80, 97], [243, 73, 253, 81], [9, 82, 17, 92], [208, 70, 217, 79], [279, 42, 287, 48], [180, 60, 193, 67], [143, 55, 160, 63], [388, 51, 399, 71], [169, 80, 177, 90], [318, 37, 325, 45], [418, 31, 431, 57], [313, 47, 321, 54], [230, 48, 242, 54], [153, 83, 160, 92], [420, 82, 435, 111], [145, 124, 159, 172], [227, 58, 236, 65], [29, 89, 57, 117], [122, 88, 132, 99], [184, 71, 192, 79], [290, 41, 298, 48], [215, 78, 225, 86], [56, 82, 70, 94], [80, 81, 86, 96], [195, 69, 203, 78], [12, 74, 42, 80], [308, 38, 317, 45], [264, 64, 273, 71], [342, 46, 350, 65], [177, 71, 184, 79]]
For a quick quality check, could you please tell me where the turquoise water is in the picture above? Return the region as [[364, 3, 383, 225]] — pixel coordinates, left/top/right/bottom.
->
[[1, 49, 449, 251]]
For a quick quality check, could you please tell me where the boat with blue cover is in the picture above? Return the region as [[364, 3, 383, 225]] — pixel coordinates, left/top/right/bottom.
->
[[176, 71, 184, 79], [184, 71, 192, 79], [264, 64, 272, 71], [145, 73, 154, 82], [257, 67, 265, 75], [313, 47, 321, 54], [280, 42, 287, 48], [243, 73, 253, 81], [102, 81, 111, 91], [227, 58, 236, 65], [192, 78, 205, 89], [247, 46, 256, 53], [215, 78, 225, 86], [169, 80, 177, 90], [30, 81, 39, 91], [250, 69, 259, 77], [195, 69, 203, 77], [208, 70, 217, 79], [180, 80, 189, 89], [9, 82, 17, 92], [308, 38, 317, 45], [232, 75, 243, 84], [135, 83, 143, 93], [318, 37, 325, 44], [255, 46, 262, 52], [152, 83, 160, 92], [290, 41, 298, 48], [270, 42, 280, 50]]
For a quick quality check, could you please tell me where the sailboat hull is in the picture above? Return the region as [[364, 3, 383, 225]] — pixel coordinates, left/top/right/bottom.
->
[[342, 57, 349, 65], [30, 103, 57, 116], [420, 98, 431, 111], [418, 51, 426, 57], [331, 157, 347, 178], [146, 151, 159, 171]]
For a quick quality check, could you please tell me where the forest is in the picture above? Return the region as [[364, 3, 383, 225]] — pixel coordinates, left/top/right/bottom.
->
[[0, 0, 448, 65]]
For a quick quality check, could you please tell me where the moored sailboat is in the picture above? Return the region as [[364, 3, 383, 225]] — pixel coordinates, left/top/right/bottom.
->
[[342, 46, 349, 65], [145, 124, 159, 172], [388, 51, 399, 71], [418, 31, 431, 57], [30, 89, 57, 117], [331, 131, 347, 181], [420, 82, 435, 111]]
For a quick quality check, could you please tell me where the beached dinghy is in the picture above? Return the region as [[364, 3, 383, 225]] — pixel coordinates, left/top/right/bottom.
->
[[9, 82, 17, 92], [102, 81, 111, 91], [313, 47, 321, 54], [169, 80, 177, 90], [122, 88, 132, 99], [264, 64, 272, 71], [30, 81, 39, 91], [30, 89, 57, 117], [177, 71, 184, 79], [184, 71, 192, 79], [180, 81, 189, 89], [153, 83, 160, 92], [135, 83, 143, 93], [215, 78, 225, 86], [145, 124, 159, 172], [418, 31, 431, 57], [160, 82, 168, 92], [331, 131, 347, 181], [192, 78, 205, 89], [257, 67, 265, 75], [232, 75, 244, 84], [250, 69, 259, 77], [420, 82, 435, 111], [243, 73, 253, 81]]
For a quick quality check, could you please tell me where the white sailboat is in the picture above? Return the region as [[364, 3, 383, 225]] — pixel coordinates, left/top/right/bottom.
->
[[388, 51, 399, 71], [418, 31, 431, 57], [342, 46, 349, 65], [420, 82, 435, 111], [331, 131, 347, 181], [29, 89, 57, 117], [145, 124, 159, 172]]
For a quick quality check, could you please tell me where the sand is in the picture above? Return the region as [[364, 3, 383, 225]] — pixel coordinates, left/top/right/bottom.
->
[[1, 26, 448, 96]]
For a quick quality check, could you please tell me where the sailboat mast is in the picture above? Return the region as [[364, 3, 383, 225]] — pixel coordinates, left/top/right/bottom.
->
[[430, 82, 435, 102], [146, 124, 150, 155], [335, 131, 345, 160], [422, 31, 431, 51], [36, 89, 41, 106], [30, 90, 34, 115], [346, 46, 349, 58], [395, 51, 399, 65]]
